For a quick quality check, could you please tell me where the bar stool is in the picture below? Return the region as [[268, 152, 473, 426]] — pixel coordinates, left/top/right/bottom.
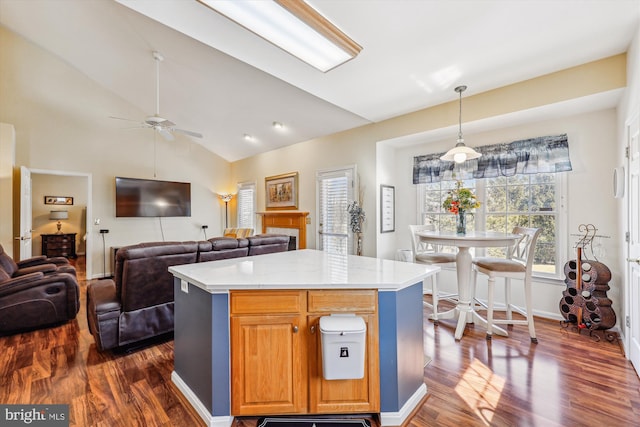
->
[[409, 224, 457, 322], [472, 226, 541, 342]]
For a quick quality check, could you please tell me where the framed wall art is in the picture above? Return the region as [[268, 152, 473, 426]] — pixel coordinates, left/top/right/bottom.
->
[[380, 184, 395, 233], [265, 172, 298, 210], [44, 196, 74, 205]]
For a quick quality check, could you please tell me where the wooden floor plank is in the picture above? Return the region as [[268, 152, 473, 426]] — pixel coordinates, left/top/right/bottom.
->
[[0, 259, 638, 426]]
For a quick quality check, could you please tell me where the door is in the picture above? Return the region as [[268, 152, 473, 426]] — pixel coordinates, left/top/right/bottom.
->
[[627, 111, 640, 374], [316, 166, 355, 255], [307, 313, 380, 414], [18, 166, 32, 260], [230, 314, 307, 415]]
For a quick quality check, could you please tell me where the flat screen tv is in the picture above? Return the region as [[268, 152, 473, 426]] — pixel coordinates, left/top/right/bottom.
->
[[115, 177, 191, 217]]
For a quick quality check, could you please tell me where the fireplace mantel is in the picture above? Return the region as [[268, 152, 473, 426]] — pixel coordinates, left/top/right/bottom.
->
[[258, 211, 309, 249]]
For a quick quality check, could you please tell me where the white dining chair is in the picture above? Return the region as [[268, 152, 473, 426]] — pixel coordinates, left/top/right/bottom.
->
[[409, 224, 457, 322], [472, 226, 541, 342]]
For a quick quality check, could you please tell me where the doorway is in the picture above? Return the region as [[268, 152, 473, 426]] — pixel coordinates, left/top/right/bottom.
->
[[28, 169, 92, 279]]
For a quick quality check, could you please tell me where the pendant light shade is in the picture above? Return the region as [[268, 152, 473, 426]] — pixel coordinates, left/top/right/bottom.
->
[[440, 85, 482, 163]]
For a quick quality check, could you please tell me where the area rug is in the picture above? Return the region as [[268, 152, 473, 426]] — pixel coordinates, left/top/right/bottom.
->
[[257, 417, 371, 427]]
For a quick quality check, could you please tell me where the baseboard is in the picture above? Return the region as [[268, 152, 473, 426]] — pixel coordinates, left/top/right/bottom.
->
[[379, 383, 427, 427], [171, 371, 234, 427]]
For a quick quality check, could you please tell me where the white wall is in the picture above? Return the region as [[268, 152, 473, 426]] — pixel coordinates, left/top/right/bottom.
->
[[0, 26, 232, 277], [392, 109, 621, 321]]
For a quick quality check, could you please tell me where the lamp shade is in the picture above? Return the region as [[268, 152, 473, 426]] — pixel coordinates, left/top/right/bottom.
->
[[440, 143, 482, 163], [218, 193, 234, 203], [49, 210, 69, 220]]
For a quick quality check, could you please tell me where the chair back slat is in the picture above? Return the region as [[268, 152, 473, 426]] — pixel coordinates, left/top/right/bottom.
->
[[508, 227, 542, 272]]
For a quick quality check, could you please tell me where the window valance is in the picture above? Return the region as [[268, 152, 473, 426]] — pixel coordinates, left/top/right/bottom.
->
[[412, 134, 572, 184]]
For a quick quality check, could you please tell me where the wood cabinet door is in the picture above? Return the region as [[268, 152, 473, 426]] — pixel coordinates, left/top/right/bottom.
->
[[230, 314, 307, 415], [307, 313, 380, 414]]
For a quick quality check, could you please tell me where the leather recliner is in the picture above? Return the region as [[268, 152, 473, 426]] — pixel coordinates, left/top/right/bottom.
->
[[86, 241, 199, 351], [0, 244, 76, 277], [0, 268, 80, 335]]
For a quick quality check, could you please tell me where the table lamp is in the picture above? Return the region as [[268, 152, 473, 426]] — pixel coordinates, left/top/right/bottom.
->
[[49, 210, 68, 234]]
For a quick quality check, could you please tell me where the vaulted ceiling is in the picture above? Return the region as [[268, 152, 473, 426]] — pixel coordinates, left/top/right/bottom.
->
[[1, 0, 638, 161]]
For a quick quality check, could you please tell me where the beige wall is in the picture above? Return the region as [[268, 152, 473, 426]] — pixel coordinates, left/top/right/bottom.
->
[[0, 26, 232, 277], [0, 123, 15, 257]]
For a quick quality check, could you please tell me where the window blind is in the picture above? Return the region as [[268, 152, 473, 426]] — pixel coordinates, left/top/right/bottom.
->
[[236, 182, 256, 230], [317, 168, 354, 255]]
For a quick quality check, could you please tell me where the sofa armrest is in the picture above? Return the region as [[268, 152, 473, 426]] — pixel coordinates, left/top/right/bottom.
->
[[0, 272, 46, 297], [16, 255, 48, 268], [13, 263, 57, 277], [87, 279, 121, 314]]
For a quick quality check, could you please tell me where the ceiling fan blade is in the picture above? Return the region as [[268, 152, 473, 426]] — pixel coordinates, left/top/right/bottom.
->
[[173, 128, 203, 138], [158, 129, 175, 141], [109, 116, 142, 123]]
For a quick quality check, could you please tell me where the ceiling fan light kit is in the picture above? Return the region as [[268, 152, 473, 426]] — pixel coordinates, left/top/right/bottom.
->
[[110, 51, 203, 141], [440, 85, 482, 164]]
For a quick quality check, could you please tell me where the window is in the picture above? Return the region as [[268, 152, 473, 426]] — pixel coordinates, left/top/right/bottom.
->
[[417, 173, 566, 278], [236, 181, 256, 231], [317, 166, 356, 255]]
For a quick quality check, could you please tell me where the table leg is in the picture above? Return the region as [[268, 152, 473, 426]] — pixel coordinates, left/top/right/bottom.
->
[[454, 246, 473, 340]]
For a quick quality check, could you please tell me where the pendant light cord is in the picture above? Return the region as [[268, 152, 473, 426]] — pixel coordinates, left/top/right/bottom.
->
[[455, 85, 466, 143]]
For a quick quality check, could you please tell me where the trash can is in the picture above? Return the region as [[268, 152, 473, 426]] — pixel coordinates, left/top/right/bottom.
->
[[319, 314, 366, 380]]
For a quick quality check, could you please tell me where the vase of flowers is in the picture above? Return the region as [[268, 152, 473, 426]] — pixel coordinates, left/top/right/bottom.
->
[[347, 201, 366, 255], [442, 180, 480, 235]]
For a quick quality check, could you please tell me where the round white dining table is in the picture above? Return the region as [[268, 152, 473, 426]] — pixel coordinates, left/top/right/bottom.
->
[[416, 230, 522, 340]]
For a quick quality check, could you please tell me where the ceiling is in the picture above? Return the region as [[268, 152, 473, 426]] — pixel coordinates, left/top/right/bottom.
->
[[1, 0, 639, 161]]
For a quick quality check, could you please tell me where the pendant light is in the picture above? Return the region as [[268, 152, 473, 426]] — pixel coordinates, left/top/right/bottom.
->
[[440, 85, 482, 163]]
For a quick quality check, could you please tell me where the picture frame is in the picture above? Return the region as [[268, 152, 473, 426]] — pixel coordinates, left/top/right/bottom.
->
[[380, 185, 395, 233], [265, 172, 298, 210], [44, 196, 74, 205]]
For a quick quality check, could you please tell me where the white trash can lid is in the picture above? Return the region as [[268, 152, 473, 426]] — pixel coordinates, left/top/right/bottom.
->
[[319, 314, 366, 334]]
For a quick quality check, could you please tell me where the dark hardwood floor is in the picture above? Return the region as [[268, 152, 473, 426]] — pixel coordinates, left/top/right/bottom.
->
[[1, 258, 638, 426]]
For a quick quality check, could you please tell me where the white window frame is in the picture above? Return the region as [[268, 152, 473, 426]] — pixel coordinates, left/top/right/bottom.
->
[[236, 180, 257, 232], [416, 173, 568, 280]]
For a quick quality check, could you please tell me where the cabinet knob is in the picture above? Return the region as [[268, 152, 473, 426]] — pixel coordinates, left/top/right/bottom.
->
[[310, 325, 316, 334], [292, 325, 299, 333]]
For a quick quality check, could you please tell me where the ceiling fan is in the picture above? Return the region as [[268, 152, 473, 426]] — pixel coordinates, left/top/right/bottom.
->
[[110, 51, 203, 141]]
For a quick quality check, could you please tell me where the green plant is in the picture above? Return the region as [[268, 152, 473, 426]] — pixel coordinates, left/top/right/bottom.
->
[[442, 180, 481, 214]]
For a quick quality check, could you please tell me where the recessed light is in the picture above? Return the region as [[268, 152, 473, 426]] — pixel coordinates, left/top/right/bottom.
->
[[272, 121, 284, 129], [243, 133, 254, 141]]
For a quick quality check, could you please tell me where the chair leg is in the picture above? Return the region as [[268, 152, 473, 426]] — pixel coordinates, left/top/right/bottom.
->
[[524, 277, 537, 343], [471, 267, 478, 324], [486, 274, 495, 340], [505, 278, 512, 322], [431, 273, 440, 323]]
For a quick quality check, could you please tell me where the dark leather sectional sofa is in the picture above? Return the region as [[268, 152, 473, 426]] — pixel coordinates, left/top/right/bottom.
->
[[86, 234, 290, 351]]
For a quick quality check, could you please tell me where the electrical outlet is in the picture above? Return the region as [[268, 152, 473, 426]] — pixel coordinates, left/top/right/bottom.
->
[[180, 279, 189, 294], [202, 225, 208, 229], [99, 229, 109, 234]]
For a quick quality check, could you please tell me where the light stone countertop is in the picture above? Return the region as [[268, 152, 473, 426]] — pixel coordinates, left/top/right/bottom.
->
[[169, 249, 439, 293]]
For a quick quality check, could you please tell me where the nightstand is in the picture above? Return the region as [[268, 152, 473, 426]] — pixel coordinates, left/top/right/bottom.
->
[[41, 233, 77, 259]]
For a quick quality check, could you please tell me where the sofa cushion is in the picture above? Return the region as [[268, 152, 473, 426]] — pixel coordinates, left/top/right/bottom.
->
[[209, 237, 240, 250]]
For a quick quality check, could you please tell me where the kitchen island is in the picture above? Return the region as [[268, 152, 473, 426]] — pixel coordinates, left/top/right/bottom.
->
[[169, 249, 438, 427]]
